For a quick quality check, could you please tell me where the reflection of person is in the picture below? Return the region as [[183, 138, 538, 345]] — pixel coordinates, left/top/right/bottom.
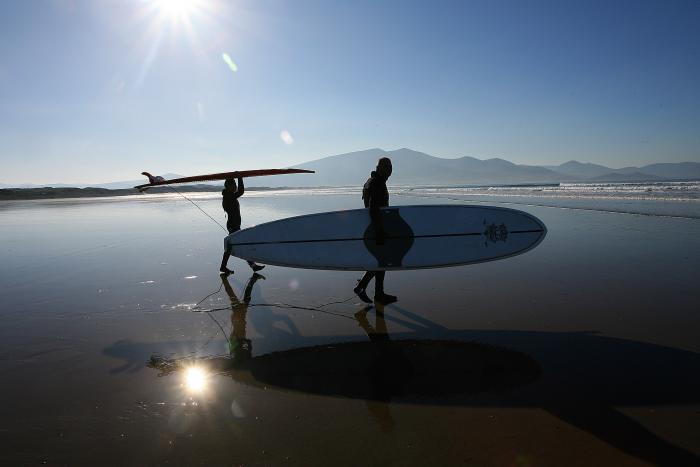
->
[[219, 175, 265, 275], [355, 304, 389, 343], [222, 273, 265, 363], [354, 157, 397, 304], [354, 303, 395, 432]]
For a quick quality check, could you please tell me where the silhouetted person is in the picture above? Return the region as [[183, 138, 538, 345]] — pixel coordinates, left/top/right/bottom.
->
[[354, 157, 397, 304], [219, 175, 264, 275]]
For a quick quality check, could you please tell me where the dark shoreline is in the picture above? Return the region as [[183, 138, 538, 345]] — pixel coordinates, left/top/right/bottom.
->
[[0, 185, 284, 201], [2, 178, 696, 201]]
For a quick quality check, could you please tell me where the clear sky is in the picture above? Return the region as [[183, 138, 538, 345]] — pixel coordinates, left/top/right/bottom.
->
[[1, 0, 698, 184]]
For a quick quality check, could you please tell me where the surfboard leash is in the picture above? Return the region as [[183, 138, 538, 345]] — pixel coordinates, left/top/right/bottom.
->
[[166, 185, 228, 232]]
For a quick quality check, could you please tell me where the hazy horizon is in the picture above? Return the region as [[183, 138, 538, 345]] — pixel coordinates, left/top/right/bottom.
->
[[3, 146, 700, 187]]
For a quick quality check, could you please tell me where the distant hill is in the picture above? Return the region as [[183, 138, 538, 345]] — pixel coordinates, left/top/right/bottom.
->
[[3, 150, 699, 189], [545, 160, 700, 181], [587, 172, 662, 182], [0, 185, 277, 201], [543, 161, 613, 178], [0, 173, 185, 190], [85, 173, 186, 190], [630, 162, 700, 179], [246, 148, 568, 187], [250, 149, 699, 187]]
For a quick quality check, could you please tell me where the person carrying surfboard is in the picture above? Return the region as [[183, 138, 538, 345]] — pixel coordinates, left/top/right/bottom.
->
[[354, 157, 397, 304], [220, 175, 265, 275]]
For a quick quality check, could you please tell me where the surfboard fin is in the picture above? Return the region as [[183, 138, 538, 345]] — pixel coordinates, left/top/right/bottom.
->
[[134, 168, 314, 192], [142, 172, 166, 184], [137, 172, 166, 192]]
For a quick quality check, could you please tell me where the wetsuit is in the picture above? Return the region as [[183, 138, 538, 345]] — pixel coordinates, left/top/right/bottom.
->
[[358, 170, 389, 293], [220, 177, 263, 273], [222, 177, 244, 233]]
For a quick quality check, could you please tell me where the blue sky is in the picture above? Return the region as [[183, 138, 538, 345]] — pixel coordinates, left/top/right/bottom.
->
[[1, 0, 698, 184]]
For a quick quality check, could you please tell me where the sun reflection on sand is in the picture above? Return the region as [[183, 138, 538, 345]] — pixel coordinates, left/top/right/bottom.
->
[[183, 366, 207, 393]]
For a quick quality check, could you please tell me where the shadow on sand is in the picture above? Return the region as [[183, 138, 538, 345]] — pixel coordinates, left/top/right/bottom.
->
[[104, 283, 700, 467]]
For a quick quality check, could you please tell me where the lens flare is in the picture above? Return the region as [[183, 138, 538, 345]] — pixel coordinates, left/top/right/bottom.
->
[[222, 53, 238, 72], [280, 130, 294, 145]]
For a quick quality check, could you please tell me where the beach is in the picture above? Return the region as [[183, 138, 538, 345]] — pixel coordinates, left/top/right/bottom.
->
[[1, 186, 699, 466]]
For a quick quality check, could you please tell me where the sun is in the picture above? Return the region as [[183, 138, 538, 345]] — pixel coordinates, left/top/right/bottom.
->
[[153, 0, 203, 20]]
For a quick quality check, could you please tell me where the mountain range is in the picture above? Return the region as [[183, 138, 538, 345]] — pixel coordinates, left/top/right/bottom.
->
[[2, 149, 699, 188], [253, 148, 700, 187]]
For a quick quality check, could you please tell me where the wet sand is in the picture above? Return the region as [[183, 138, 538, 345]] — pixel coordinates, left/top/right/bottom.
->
[[0, 191, 699, 466]]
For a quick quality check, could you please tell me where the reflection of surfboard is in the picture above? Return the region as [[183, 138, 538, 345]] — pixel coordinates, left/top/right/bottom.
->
[[226, 205, 546, 271], [135, 168, 314, 191]]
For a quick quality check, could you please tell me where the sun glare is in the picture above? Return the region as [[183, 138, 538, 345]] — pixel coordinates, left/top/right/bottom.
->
[[154, 0, 202, 19], [184, 366, 207, 392]]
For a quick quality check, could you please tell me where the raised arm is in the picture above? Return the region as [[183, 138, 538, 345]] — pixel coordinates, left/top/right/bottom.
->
[[235, 176, 245, 198]]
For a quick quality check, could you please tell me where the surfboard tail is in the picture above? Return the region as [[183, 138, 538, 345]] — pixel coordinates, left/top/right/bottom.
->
[[136, 172, 166, 191], [134, 168, 315, 191]]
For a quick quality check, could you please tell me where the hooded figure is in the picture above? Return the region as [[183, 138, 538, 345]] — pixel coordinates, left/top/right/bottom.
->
[[354, 157, 397, 305]]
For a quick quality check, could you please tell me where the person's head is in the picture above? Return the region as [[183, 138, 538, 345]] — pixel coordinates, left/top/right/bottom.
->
[[224, 178, 237, 190], [376, 157, 392, 179]]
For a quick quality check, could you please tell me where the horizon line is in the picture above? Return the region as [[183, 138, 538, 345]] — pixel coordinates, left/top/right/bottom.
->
[[2, 147, 699, 186]]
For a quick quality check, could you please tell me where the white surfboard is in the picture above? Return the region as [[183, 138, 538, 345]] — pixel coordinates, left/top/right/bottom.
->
[[225, 205, 546, 271]]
